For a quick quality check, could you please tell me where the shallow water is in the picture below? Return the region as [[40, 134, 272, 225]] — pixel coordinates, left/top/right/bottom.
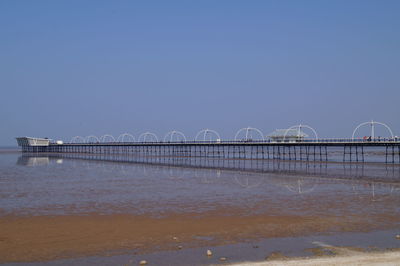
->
[[1, 152, 399, 216]]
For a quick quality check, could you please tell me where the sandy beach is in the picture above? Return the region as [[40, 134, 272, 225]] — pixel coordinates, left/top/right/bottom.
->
[[1, 211, 399, 263], [231, 250, 400, 266]]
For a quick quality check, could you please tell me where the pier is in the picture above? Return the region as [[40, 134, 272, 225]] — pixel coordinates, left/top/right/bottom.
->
[[16, 122, 400, 163], [15, 139, 400, 163]]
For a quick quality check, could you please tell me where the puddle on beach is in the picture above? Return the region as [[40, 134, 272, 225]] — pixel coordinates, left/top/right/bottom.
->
[[0, 151, 399, 265]]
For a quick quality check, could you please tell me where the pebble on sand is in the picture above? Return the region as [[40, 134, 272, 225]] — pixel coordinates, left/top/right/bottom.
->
[[139, 260, 147, 265], [219, 257, 227, 261], [396, 234, 400, 239], [207, 249, 213, 256], [173, 237, 178, 240], [178, 245, 183, 249]]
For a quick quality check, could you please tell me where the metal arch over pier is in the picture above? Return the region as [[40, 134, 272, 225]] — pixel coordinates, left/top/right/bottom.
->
[[85, 135, 100, 143], [164, 130, 186, 142], [117, 133, 135, 142], [284, 124, 318, 142], [195, 129, 221, 142], [100, 134, 115, 143], [138, 132, 159, 142], [234, 127, 264, 141], [352, 120, 394, 140]]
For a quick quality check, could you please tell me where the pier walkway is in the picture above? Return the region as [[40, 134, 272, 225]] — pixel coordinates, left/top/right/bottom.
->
[[17, 138, 400, 163]]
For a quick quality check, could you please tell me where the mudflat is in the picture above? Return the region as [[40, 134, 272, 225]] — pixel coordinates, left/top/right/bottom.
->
[[1, 209, 399, 263]]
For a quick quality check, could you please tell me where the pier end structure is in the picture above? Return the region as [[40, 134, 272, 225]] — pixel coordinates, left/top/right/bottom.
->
[[16, 137, 52, 152]]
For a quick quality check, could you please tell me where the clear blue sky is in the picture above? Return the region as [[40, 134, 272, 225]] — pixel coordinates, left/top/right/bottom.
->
[[1, 1, 399, 145]]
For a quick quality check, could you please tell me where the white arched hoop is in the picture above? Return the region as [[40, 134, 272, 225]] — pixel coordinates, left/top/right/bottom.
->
[[70, 136, 85, 143], [117, 133, 135, 142], [352, 120, 394, 139], [283, 124, 318, 142], [85, 135, 100, 143], [164, 130, 187, 142], [100, 134, 115, 143], [195, 129, 221, 141], [234, 127, 264, 141], [138, 132, 159, 142]]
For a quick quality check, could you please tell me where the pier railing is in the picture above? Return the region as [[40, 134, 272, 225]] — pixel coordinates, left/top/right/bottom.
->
[[65, 138, 400, 145]]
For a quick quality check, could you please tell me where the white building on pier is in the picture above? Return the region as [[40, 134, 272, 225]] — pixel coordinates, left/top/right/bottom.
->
[[267, 129, 308, 142]]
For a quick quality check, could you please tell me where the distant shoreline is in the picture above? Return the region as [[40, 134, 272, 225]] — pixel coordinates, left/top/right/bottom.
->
[[0, 146, 20, 152]]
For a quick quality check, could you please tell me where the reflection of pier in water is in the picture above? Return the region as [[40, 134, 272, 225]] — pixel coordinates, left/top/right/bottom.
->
[[17, 153, 400, 199]]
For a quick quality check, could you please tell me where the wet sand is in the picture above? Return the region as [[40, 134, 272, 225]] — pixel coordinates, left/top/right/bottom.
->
[[233, 241, 400, 266], [1, 209, 399, 263]]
